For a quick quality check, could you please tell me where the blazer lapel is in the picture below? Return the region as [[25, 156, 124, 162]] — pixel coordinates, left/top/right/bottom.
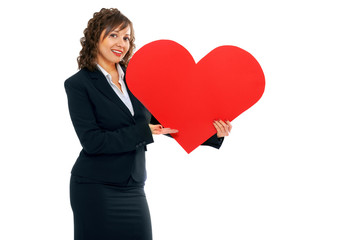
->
[[87, 69, 135, 122]]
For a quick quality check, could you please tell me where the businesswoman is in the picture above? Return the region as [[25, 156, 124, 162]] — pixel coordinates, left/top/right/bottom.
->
[[65, 8, 232, 240]]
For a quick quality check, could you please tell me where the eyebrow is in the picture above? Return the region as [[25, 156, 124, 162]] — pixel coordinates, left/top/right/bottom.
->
[[111, 29, 130, 35]]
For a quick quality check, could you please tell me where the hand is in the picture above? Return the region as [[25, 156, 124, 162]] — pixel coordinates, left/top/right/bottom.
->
[[213, 120, 232, 138], [149, 124, 178, 135]]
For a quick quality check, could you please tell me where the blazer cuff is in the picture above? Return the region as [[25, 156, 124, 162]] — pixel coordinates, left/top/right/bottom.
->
[[134, 123, 154, 150], [201, 134, 224, 149]]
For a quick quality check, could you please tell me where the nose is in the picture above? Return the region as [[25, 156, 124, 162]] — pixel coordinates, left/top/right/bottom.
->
[[116, 38, 126, 48]]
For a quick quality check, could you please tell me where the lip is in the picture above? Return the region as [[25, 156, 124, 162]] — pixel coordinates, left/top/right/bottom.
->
[[111, 49, 123, 57]]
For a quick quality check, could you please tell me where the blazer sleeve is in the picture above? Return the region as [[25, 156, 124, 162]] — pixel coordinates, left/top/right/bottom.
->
[[65, 80, 153, 155], [150, 116, 224, 149]]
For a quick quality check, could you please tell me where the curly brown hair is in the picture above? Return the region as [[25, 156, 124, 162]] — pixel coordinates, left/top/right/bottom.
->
[[77, 8, 135, 71]]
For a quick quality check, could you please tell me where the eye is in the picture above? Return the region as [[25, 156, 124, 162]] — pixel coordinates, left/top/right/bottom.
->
[[124, 37, 130, 41], [109, 33, 118, 38]]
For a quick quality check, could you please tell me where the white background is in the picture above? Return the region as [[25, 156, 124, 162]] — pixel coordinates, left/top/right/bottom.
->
[[1, 0, 359, 239]]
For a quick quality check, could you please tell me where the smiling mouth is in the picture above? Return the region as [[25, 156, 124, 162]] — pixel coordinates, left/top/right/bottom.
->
[[112, 50, 123, 57]]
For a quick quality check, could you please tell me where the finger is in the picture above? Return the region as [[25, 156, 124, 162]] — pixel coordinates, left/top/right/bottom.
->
[[218, 120, 228, 130], [226, 120, 232, 132], [213, 122, 221, 132], [213, 122, 224, 136], [218, 120, 230, 135], [161, 128, 179, 134], [221, 120, 232, 134], [213, 121, 225, 132], [214, 121, 227, 136], [166, 129, 179, 134]]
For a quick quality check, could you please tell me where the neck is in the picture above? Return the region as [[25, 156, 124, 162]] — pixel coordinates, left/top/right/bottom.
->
[[97, 59, 117, 73]]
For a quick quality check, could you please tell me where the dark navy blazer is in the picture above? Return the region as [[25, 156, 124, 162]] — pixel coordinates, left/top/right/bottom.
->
[[65, 66, 223, 183]]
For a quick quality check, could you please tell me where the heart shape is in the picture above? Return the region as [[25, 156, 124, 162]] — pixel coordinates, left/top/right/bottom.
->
[[126, 40, 265, 153]]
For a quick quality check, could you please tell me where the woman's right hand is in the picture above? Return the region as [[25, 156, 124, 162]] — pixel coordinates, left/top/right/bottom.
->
[[213, 120, 232, 138], [149, 124, 178, 135]]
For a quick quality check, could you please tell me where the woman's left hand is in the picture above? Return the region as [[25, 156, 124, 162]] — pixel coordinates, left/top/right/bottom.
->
[[213, 120, 232, 138], [149, 124, 178, 135]]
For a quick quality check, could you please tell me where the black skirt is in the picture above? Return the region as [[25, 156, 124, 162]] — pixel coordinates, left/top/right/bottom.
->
[[70, 175, 152, 240]]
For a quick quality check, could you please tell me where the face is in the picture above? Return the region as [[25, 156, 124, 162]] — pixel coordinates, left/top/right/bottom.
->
[[96, 25, 131, 69]]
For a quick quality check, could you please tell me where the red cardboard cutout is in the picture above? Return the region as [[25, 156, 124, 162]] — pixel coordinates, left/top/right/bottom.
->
[[126, 40, 265, 153]]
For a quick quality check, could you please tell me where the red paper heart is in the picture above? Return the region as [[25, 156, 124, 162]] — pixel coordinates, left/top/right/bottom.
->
[[126, 40, 265, 153]]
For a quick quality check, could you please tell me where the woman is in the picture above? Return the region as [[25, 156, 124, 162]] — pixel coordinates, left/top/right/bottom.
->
[[65, 8, 232, 240]]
